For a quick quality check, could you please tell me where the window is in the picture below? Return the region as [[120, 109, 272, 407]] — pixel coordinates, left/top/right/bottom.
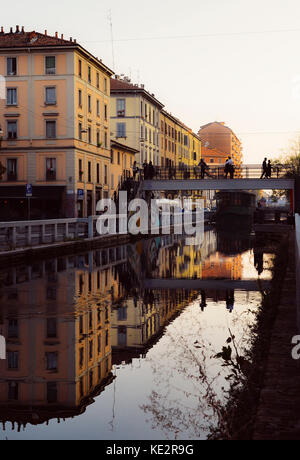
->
[[46, 352, 58, 371], [79, 159, 83, 181], [117, 306, 127, 321], [96, 72, 100, 88], [145, 104, 147, 119], [141, 125, 144, 139], [8, 319, 18, 338], [7, 351, 19, 369], [46, 158, 56, 180], [117, 151, 120, 165], [96, 130, 100, 146], [88, 161, 91, 182], [104, 131, 108, 148], [7, 121, 17, 139], [116, 123, 126, 138], [88, 126, 92, 144], [104, 165, 108, 185], [46, 120, 56, 139], [88, 66, 91, 83], [88, 95, 92, 112], [78, 59, 82, 77], [89, 370, 93, 388], [79, 348, 84, 368], [7, 57, 17, 76], [47, 382, 58, 403], [8, 382, 18, 400], [104, 104, 108, 121], [89, 340, 93, 359], [7, 88, 17, 106], [97, 163, 100, 183], [79, 314, 83, 334], [7, 159, 17, 181], [45, 56, 56, 75], [117, 99, 125, 117], [97, 99, 100, 117], [111, 150, 114, 163], [145, 127, 148, 141], [111, 174, 114, 188], [47, 318, 57, 338], [97, 335, 101, 354], [79, 122, 82, 140], [78, 89, 82, 107], [105, 330, 109, 347], [104, 78, 107, 93], [45, 86, 56, 105]]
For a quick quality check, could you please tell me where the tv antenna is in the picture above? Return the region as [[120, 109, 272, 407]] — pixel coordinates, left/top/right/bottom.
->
[[108, 10, 115, 70]]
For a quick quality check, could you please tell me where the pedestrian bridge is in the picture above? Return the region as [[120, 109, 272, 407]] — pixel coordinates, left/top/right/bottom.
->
[[139, 164, 296, 192]]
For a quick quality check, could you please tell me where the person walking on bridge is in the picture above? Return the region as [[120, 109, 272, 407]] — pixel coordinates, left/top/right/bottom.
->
[[199, 159, 209, 179], [260, 158, 268, 179], [224, 157, 234, 179], [267, 160, 272, 178]]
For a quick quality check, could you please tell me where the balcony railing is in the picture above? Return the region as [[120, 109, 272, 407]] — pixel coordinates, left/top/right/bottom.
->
[[46, 170, 56, 181]]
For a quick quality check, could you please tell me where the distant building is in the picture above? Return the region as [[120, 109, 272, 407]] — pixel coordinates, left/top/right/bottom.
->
[[110, 140, 138, 195], [110, 76, 164, 167], [198, 121, 243, 169], [201, 145, 228, 166], [0, 27, 113, 220]]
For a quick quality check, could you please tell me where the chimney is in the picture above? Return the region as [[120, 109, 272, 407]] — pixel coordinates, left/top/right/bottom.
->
[[10, 27, 13, 33], [55, 32, 58, 38], [70, 37, 72, 42], [16, 25, 20, 33], [0, 27, 3, 34], [61, 34, 63, 40], [21, 26, 24, 33], [74, 39, 77, 43], [45, 30, 47, 36]]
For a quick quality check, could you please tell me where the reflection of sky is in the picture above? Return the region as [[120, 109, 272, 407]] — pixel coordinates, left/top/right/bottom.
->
[[241, 250, 274, 280], [1, 291, 260, 440]]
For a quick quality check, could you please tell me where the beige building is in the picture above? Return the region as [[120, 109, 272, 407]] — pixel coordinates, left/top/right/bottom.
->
[[0, 27, 113, 220], [110, 76, 164, 167]]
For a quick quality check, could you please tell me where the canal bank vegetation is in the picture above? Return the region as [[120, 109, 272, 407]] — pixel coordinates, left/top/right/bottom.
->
[[208, 232, 291, 440]]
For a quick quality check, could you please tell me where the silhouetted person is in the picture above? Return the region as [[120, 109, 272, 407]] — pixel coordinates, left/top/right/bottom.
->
[[224, 157, 234, 179], [199, 159, 209, 179], [148, 161, 155, 180], [260, 158, 268, 179], [143, 161, 149, 180], [133, 161, 138, 180]]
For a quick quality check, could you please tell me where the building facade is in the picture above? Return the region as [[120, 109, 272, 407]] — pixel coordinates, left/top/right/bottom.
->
[[110, 76, 164, 167], [0, 27, 113, 220], [110, 140, 137, 196]]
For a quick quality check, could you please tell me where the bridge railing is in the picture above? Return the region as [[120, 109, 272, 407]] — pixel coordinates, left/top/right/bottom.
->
[[139, 164, 297, 180]]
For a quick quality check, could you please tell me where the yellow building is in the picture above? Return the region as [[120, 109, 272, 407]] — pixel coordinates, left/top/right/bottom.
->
[[110, 140, 138, 196], [0, 27, 113, 220], [110, 76, 164, 167]]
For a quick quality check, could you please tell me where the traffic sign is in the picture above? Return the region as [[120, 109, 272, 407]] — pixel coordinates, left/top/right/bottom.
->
[[26, 184, 33, 197]]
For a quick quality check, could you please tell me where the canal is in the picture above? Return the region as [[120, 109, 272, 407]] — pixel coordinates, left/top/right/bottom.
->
[[0, 229, 276, 440]]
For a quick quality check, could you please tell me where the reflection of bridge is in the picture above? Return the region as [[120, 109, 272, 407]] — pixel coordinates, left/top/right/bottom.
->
[[138, 165, 296, 192], [142, 278, 270, 291]]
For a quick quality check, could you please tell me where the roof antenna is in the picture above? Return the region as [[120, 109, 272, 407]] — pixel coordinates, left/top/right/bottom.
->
[[108, 9, 115, 70]]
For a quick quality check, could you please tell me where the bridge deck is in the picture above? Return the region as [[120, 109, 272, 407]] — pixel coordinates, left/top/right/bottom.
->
[[141, 178, 295, 191]]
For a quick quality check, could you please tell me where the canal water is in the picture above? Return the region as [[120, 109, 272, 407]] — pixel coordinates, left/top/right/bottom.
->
[[0, 230, 275, 440]]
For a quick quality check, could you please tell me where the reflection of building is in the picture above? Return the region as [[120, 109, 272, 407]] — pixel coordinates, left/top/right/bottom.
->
[[0, 27, 113, 220], [0, 246, 127, 429]]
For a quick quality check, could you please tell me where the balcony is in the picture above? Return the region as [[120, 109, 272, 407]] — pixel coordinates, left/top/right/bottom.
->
[[46, 169, 56, 181], [7, 172, 17, 182]]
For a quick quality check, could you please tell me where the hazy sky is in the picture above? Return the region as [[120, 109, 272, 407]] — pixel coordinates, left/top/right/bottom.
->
[[2, 0, 300, 162]]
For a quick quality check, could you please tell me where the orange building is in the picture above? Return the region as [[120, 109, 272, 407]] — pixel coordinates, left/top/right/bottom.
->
[[198, 121, 243, 169], [0, 27, 113, 220], [201, 145, 228, 166]]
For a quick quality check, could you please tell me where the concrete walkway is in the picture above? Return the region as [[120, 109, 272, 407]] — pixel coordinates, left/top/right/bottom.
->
[[253, 233, 300, 440]]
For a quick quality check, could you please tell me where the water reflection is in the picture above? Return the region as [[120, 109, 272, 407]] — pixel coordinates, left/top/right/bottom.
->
[[0, 230, 275, 439]]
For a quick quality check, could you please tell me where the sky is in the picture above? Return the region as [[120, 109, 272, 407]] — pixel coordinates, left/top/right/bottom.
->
[[2, 0, 300, 163]]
